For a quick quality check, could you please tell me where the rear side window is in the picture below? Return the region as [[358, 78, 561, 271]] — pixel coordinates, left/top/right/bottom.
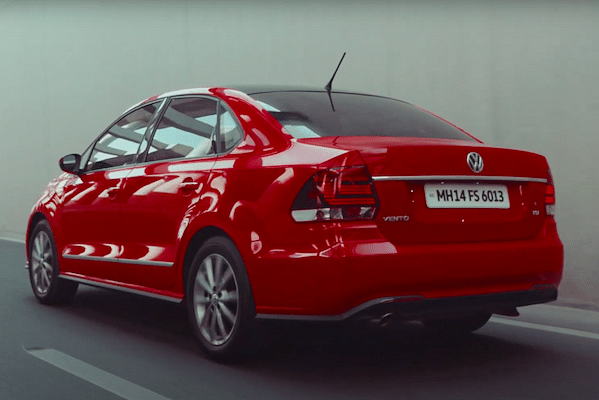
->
[[218, 105, 243, 153], [251, 92, 475, 141], [146, 97, 218, 162]]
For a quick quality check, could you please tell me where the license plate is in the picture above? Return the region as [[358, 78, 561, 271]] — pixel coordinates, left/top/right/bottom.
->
[[424, 183, 510, 209]]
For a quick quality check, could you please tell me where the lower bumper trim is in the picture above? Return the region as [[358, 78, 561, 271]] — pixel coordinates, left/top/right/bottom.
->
[[255, 286, 558, 322]]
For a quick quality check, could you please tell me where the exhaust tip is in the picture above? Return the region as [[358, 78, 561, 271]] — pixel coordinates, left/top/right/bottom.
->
[[494, 308, 520, 317]]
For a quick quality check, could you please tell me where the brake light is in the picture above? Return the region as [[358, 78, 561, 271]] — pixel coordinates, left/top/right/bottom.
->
[[291, 166, 378, 222], [545, 168, 556, 216]]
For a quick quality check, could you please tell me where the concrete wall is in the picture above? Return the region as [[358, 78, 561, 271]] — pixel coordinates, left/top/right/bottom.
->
[[1, 1, 598, 304]]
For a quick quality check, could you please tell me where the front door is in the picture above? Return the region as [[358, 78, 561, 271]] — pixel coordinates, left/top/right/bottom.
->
[[60, 102, 162, 282]]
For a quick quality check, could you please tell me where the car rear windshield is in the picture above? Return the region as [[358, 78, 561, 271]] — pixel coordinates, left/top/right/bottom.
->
[[250, 91, 475, 141]]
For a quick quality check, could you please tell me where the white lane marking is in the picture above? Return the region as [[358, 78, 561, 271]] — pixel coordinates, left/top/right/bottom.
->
[[26, 348, 172, 400], [490, 317, 599, 340], [0, 236, 26, 244]]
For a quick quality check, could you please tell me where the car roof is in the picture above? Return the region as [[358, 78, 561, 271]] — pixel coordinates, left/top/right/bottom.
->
[[135, 85, 407, 113], [229, 84, 328, 95], [153, 85, 329, 100], [229, 85, 394, 99], [126, 85, 405, 116], [157, 85, 391, 98]]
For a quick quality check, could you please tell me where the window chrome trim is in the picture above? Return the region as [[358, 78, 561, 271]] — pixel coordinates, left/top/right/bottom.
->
[[59, 275, 182, 303], [62, 254, 173, 267], [372, 175, 547, 183], [119, 155, 218, 171]]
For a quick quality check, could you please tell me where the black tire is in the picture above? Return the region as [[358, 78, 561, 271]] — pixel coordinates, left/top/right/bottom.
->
[[186, 236, 256, 361], [423, 313, 492, 336], [28, 220, 78, 304]]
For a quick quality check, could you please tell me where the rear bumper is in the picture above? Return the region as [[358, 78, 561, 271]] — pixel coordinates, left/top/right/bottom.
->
[[249, 219, 563, 317], [256, 285, 558, 322]]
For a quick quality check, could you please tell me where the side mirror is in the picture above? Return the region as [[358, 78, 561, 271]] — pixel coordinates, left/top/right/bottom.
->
[[59, 154, 81, 175]]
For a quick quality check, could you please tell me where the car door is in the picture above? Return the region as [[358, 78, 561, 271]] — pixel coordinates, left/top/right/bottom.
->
[[60, 102, 163, 282], [118, 96, 220, 291]]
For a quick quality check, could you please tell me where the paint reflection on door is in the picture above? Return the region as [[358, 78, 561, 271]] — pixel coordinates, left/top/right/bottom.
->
[[119, 96, 219, 290]]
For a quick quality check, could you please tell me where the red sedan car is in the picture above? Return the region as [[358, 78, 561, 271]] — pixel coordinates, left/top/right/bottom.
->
[[26, 86, 563, 358]]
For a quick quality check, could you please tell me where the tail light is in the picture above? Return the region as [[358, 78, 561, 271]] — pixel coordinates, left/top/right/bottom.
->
[[545, 168, 556, 216], [291, 166, 379, 222]]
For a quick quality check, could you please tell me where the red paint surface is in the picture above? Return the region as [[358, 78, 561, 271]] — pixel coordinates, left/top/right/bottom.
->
[[26, 87, 564, 316]]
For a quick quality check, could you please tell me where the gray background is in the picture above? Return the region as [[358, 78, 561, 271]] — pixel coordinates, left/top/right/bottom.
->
[[1, 0, 597, 304]]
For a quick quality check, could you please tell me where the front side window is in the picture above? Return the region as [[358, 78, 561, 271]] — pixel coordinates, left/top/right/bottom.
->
[[145, 97, 218, 162], [85, 103, 159, 171]]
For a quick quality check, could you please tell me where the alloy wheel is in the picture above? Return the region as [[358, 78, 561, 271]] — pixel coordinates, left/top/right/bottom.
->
[[31, 231, 53, 295], [193, 253, 239, 346]]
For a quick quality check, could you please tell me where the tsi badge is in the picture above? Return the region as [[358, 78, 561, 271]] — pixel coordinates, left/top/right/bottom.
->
[[383, 215, 410, 222]]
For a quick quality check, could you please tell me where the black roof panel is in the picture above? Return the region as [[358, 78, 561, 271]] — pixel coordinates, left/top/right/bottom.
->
[[229, 84, 389, 99]]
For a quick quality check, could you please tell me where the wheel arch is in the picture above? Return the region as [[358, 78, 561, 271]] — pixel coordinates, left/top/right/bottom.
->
[[181, 225, 249, 302], [26, 212, 51, 260]]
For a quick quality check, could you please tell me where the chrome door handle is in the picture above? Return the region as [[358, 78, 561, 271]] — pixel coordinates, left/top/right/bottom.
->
[[179, 181, 200, 191]]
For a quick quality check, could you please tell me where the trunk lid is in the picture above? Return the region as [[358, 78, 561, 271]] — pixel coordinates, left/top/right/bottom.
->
[[299, 136, 550, 244]]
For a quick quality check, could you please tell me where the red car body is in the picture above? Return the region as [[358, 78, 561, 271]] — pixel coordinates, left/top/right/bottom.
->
[[26, 86, 563, 348]]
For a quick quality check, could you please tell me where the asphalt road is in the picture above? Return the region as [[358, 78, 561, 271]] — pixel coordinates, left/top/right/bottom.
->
[[2, 238, 598, 400]]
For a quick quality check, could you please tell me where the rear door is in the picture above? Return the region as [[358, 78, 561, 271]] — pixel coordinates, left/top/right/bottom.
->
[[118, 96, 220, 291]]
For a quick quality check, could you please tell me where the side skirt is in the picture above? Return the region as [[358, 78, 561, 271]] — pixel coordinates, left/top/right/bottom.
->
[[59, 273, 183, 303]]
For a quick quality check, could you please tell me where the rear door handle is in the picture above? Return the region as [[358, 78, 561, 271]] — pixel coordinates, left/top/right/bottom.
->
[[106, 186, 120, 199], [179, 181, 200, 191]]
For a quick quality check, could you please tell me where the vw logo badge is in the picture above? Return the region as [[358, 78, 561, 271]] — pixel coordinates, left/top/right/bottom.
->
[[467, 152, 484, 173]]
